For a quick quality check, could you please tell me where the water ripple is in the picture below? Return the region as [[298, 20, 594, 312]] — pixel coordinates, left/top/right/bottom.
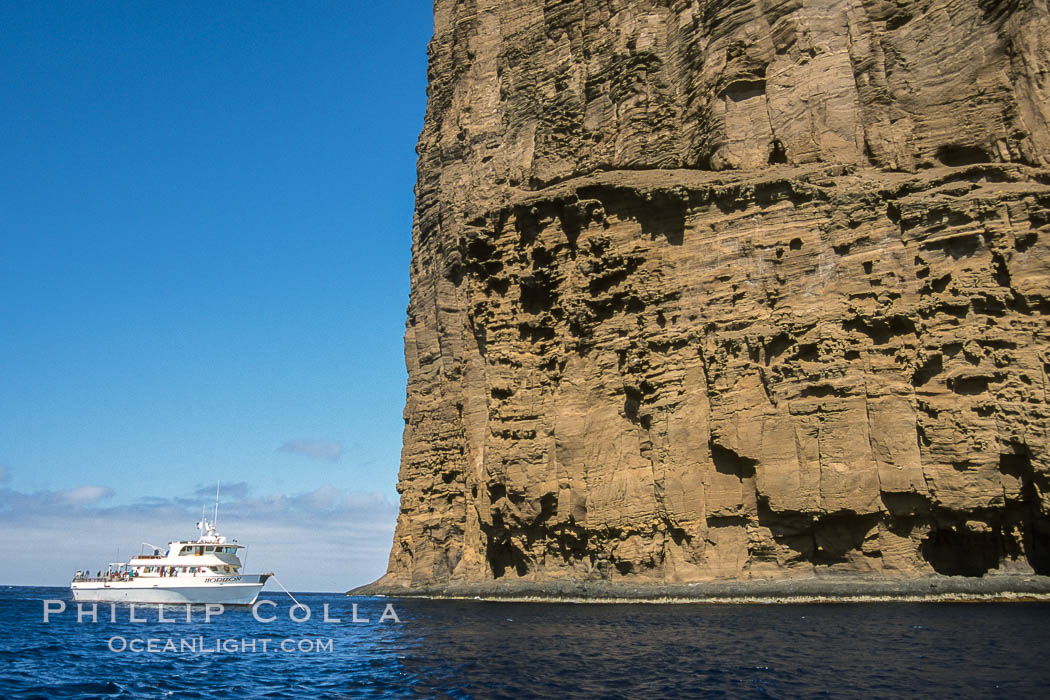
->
[[1, 588, 1049, 698]]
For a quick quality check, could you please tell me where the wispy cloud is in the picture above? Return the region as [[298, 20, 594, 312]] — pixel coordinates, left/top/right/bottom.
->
[[56, 485, 113, 505], [277, 438, 343, 462], [192, 481, 250, 500]]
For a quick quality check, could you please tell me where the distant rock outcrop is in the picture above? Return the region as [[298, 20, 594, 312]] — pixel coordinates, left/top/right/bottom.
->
[[367, 0, 1050, 592]]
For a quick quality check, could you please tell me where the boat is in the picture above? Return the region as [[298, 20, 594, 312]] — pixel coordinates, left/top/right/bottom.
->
[[71, 487, 272, 605]]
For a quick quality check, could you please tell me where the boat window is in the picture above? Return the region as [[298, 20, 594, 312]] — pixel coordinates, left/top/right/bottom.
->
[[195, 547, 203, 556], [179, 546, 191, 555], [205, 546, 214, 553]]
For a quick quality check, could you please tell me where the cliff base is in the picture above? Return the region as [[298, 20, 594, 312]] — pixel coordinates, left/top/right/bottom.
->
[[349, 574, 1050, 603]]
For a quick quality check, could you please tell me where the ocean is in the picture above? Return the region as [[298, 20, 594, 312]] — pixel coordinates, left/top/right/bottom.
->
[[1, 586, 1048, 698]]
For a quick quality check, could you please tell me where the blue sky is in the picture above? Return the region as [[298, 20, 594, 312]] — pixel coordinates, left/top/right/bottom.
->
[[0, 1, 433, 590]]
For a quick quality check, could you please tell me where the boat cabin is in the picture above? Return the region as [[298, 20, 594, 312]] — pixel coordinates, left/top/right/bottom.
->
[[71, 515, 247, 581]]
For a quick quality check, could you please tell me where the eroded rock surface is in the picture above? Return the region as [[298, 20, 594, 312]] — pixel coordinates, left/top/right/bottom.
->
[[374, 0, 1050, 589]]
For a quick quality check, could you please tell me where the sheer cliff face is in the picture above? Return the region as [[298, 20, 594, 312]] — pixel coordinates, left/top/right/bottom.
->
[[383, 0, 1050, 587]]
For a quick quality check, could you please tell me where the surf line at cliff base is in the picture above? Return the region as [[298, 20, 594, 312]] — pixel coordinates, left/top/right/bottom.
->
[[348, 574, 1050, 603]]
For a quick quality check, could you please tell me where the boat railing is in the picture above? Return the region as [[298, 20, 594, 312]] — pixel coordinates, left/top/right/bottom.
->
[[72, 573, 139, 583]]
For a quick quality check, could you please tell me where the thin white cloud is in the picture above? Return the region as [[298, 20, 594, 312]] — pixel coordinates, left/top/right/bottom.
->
[[297, 484, 341, 510], [56, 485, 113, 506], [277, 438, 343, 462], [192, 480, 250, 500]]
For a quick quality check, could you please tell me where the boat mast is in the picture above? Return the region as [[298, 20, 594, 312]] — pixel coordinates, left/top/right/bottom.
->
[[213, 480, 220, 530]]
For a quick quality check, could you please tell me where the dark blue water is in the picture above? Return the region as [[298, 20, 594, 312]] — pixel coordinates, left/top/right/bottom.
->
[[1, 586, 1048, 698]]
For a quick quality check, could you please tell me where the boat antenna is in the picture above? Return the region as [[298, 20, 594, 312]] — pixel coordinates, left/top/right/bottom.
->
[[214, 480, 220, 530]]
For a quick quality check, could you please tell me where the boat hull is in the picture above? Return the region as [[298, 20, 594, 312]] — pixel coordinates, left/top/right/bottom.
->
[[71, 574, 271, 605]]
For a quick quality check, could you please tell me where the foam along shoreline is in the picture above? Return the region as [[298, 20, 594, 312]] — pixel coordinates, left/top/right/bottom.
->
[[347, 574, 1050, 603]]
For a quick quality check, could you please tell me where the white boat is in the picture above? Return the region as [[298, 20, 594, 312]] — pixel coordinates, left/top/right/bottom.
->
[[71, 490, 272, 605]]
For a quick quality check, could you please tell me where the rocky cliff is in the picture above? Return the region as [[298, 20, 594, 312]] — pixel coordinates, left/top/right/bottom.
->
[[370, 0, 1050, 591]]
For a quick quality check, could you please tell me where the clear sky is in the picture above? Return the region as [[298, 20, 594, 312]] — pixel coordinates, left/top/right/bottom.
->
[[0, 1, 434, 590]]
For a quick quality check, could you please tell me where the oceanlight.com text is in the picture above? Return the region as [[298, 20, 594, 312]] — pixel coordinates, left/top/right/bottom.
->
[[107, 636, 335, 654]]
